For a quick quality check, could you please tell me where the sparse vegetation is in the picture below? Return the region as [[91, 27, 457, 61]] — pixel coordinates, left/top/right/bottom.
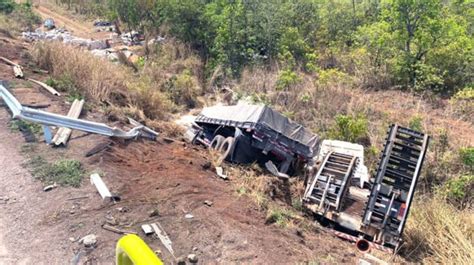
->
[[25, 156, 84, 187], [403, 195, 474, 263], [0, 1, 40, 34], [328, 114, 369, 144], [9, 120, 42, 134]]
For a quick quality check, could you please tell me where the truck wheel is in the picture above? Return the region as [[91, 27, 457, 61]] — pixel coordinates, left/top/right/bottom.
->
[[218, 137, 235, 162], [210, 135, 225, 150]]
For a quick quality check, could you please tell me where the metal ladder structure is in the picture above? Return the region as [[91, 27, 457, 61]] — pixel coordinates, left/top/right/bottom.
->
[[362, 124, 429, 247], [304, 152, 358, 212]]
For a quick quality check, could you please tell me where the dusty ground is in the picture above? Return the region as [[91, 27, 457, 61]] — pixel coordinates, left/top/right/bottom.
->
[[0, 25, 371, 264]]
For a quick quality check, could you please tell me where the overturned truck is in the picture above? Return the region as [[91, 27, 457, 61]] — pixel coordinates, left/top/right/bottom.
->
[[304, 124, 429, 252], [188, 103, 320, 175], [189, 103, 429, 252]]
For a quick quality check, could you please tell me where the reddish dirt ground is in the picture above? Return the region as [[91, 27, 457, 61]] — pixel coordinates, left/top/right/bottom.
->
[[0, 31, 367, 264]]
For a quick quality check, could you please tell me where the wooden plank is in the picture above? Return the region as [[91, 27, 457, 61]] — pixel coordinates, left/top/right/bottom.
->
[[52, 99, 84, 146]]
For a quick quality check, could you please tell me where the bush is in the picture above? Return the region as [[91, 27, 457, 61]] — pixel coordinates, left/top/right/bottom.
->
[[408, 115, 423, 132], [0, 0, 15, 14], [276, 69, 300, 91], [163, 70, 200, 108], [328, 114, 368, 144], [459, 147, 474, 169], [438, 175, 474, 209]]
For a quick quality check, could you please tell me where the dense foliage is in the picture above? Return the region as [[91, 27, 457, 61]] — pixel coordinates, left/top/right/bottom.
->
[[54, 0, 473, 94]]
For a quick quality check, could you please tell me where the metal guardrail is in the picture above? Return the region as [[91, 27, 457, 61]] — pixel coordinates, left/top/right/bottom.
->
[[0, 82, 158, 140]]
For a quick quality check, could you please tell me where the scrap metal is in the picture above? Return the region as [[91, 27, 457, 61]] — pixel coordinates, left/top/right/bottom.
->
[[0, 83, 158, 140], [28, 78, 61, 96]]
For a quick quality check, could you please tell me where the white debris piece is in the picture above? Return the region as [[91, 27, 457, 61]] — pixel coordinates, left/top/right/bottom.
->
[[141, 224, 154, 235], [216, 167, 228, 180], [150, 223, 175, 257], [81, 234, 97, 247], [90, 173, 112, 200]]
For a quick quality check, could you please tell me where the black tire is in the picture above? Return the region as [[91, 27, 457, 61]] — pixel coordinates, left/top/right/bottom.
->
[[218, 137, 235, 162], [210, 135, 225, 150]]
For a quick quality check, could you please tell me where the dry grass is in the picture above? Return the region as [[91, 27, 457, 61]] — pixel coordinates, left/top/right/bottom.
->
[[32, 42, 174, 120], [402, 195, 474, 264], [142, 39, 204, 110]]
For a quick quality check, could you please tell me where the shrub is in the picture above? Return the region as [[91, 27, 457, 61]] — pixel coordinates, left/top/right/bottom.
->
[[0, 0, 15, 14], [328, 114, 368, 143], [276, 69, 300, 91], [438, 175, 474, 209], [408, 115, 423, 132], [459, 147, 474, 169], [163, 70, 200, 109]]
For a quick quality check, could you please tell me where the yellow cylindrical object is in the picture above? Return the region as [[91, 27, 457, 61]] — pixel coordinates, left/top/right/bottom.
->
[[116, 234, 163, 265]]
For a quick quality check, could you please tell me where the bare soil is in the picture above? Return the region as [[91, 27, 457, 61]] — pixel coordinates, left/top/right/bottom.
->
[[0, 28, 367, 264]]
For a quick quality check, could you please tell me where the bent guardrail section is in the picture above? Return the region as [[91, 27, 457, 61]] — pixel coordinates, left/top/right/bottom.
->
[[0, 82, 158, 140]]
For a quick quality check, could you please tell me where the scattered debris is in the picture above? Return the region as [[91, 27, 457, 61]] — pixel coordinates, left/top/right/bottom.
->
[[359, 259, 371, 265], [364, 253, 388, 265], [187, 254, 198, 263], [27, 78, 61, 96], [141, 224, 154, 235], [90, 173, 113, 201], [265, 161, 289, 179], [52, 99, 84, 146], [0, 56, 23, 78], [185, 213, 194, 219], [43, 183, 58, 192], [201, 161, 212, 170], [66, 195, 89, 201], [150, 223, 175, 258], [117, 207, 129, 213], [13, 65, 23, 78], [215, 166, 228, 180], [0, 56, 19, 67], [148, 209, 160, 217], [176, 257, 186, 265], [43, 18, 56, 30], [101, 224, 136, 235], [204, 200, 213, 207], [80, 234, 97, 248], [85, 141, 113, 157], [163, 137, 175, 143], [0, 196, 10, 204], [31, 68, 49, 74], [22, 29, 109, 50], [23, 103, 51, 109]]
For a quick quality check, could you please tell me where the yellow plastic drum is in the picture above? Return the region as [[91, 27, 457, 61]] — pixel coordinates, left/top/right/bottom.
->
[[116, 234, 163, 265]]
